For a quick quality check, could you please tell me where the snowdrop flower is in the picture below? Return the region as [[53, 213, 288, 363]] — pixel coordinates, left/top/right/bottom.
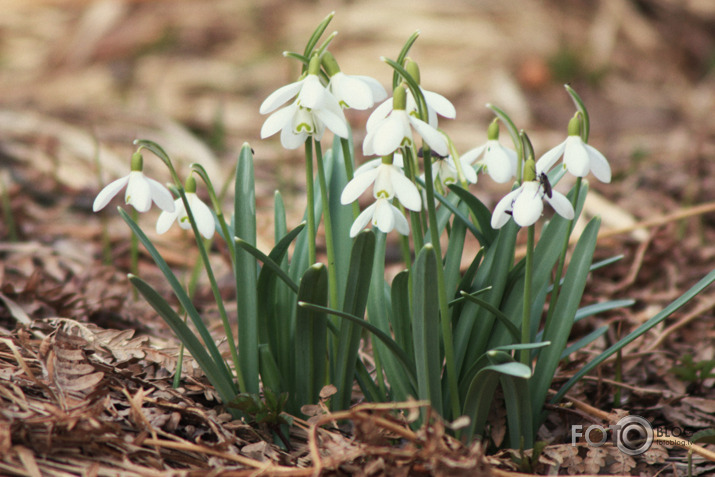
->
[[322, 51, 387, 110], [491, 160, 574, 229], [461, 120, 517, 184], [156, 175, 215, 239], [260, 55, 348, 149], [366, 59, 455, 130], [93, 152, 175, 213], [341, 154, 421, 212], [363, 86, 449, 157], [349, 195, 410, 237], [536, 114, 611, 183]]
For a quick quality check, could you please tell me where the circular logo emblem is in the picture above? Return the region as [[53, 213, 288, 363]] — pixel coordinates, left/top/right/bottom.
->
[[615, 415, 653, 455]]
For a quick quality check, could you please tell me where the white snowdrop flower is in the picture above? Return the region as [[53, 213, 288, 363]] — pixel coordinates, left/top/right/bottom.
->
[[536, 115, 611, 183], [491, 163, 574, 229], [156, 175, 215, 239], [461, 120, 517, 184], [92, 152, 175, 213]]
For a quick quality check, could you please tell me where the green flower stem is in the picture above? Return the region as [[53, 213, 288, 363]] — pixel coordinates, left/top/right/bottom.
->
[[179, 189, 244, 392], [314, 140, 339, 309], [402, 147, 424, 252], [304, 139, 317, 265], [421, 145, 460, 420], [521, 225, 536, 366], [544, 177, 583, 331], [340, 137, 360, 219]]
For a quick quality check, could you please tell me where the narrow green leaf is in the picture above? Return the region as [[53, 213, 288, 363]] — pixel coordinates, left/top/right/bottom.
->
[[294, 264, 328, 411], [119, 209, 233, 387], [392, 30, 420, 89], [299, 302, 417, 387], [560, 326, 608, 359], [552, 267, 715, 404], [236, 226, 303, 294], [459, 291, 520, 342], [412, 244, 443, 413], [334, 230, 376, 410], [258, 344, 283, 395], [303, 11, 334, 57], [531, 218, 600, 422], [448, 185, 497, 246], [129, 275, 237, 406], [390, 270, 413, 357], [564, 84, 590, 142], [234, 144, 259, 394]]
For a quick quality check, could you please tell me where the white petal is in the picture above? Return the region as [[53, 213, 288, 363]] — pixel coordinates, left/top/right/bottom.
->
[[354, 75, 388, 103], [456, 158, 478, 184], [422, 89, 456, 119], [188, 194, 216, 239], [546, 190, 575, 220], [261, 105, 296, 139], [298, 75, 327, 109], [535, 141, 567, 175], [371, 114, 410, 156], [366, 98, 393, 132], [563, 136, 590, 177], [408, 116, 449, 156], [390, 169, 422, 211], [483, 143, 517, 183], [125, 171, 152, 212], [330, 73, 374, 110], [460, 144, 487, 165], [512, 182, 543, 227], [491, 188, 521, 229], [350, 203, 377, 237], [341, 168, 379, 204], [259, 80, 304, 114], [93, 175, 129, 211], [390, 202, 410, 235], [314, 107, 348, 138], [280, 125, 307, 149], [586, 144, 611, 183], [373, 199, 396, 233], [147, 177, 176, 212], [353, 158, 382, 176], [156, 201, 181, 234]]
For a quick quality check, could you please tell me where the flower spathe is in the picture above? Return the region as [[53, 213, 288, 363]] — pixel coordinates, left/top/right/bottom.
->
[[93, 170, 175, 214], [349, 196, 410, 237], [491, 180, 574, 229], [536, 135, 611, 183], [156, 192, 216, 239]]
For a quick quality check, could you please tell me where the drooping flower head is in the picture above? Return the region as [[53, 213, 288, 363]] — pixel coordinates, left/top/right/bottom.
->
[[461, 119, 517, 184], [260, 54, 349, 149], [363, 85, 449, 157], [536, 113, 611, 183], [92, 151, 175, 213], [156, 174, 215, 239], [322, 51, 387, 110], [491, 158, 574, 229], [341, 153, 421, 237]]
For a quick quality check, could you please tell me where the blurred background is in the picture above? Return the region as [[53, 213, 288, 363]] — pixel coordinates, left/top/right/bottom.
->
[[0, 0, 714, 267]]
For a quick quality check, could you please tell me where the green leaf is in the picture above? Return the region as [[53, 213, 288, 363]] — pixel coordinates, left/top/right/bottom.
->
[[119, 209, 234, 388], [552, 267, 715, 404], [333, 230, 376, 410], [234, 144, 259, 394], [459, 290, 520, 342], [531, 218, 600, 423], [392, 31, 420, 90], [448, 185, 497, 246], [294, 264, 328, 411], [299, 302, 417, 387], [560, 326, 608, 359], [412, 244, 443, 413], [236, 225, 303, 294], [390, 270, 413, 357], [129, 275, 237, 407], [259, 344, 284, 395], [564, 84, 590, 143]]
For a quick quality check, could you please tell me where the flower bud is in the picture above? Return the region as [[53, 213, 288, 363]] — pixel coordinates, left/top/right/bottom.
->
[[405, 58, 421, 84], [321, 51, 341, 77], [568, 114, 581, 137], [487, 119, 500, 141], [393, 85, 407, 111], [523, 157, 536, 182], [130, 151, 144, 171]]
